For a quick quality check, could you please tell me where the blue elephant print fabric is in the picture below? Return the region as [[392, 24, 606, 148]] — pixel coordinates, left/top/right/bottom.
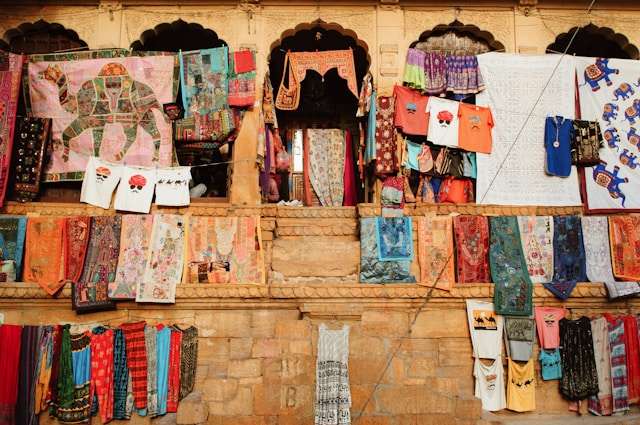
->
[[488, 216, 533, 316], [577, 57, 640, 212], [376, 217, 413, 261], [545, 116, 574, 177], [360, 217, 415, 284], [543, 215, 587, 300]]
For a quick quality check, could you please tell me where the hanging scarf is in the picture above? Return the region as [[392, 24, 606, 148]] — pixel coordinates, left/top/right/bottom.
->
[[604, 314, 630, 413], [374, 96, 398, 175], [543, 215, 587, 300], [56, 332, 91, 423], [453, 215, 490, 284], [489, 216, 533, 316], [262, 71, 278, 127], [53, 325, 74, 421], [167, 328, 182, 413], [307, 129, 345, 207], [63, 216, 90, 284], [582, 216, 640, 299], [23, 217, 65, 294], [364, 89, 377, 165], [178, 326, 198, 400], [0, 215, 26, 281], [46, 326, 62, 412], [16, 325, 40, 425], [11, 117, 50, 202], [609, 216, 640, 281], [356, 72, 373, 117], [417, 215, 454, 291], [120, 321, 147, 410], [90, 327, 114, 424], [138, 214, 185, 304], [623, 316, 640, 404], [0, 52, 24, 206], [34, 326, 53, 416], [588, 317, 613, 416], [73, 216, 120, 312], [156, 325, 171, 416], [343, 130, 357, 207], [112, 328, 129, 420], [517, 216, 554, 284], [111, 215, 153, 299], [144, 326, 158, 416], [0, 324, 22, 425]]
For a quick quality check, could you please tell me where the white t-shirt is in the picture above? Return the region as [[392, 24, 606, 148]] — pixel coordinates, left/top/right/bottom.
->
[[80, 156, 122, 209], [474, 357, 506, 412], [155, 167, 192, 207], [466, 299, 504, 359], [114, 166, 156, 213], [426, 97, 460, 147]]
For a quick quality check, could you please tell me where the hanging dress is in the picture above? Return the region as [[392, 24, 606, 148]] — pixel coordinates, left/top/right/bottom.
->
[[315, 324, 351, 425]]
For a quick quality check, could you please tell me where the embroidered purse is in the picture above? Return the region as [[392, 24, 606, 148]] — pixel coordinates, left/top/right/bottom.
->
[[275, 52, 300, 111], [571, 120, 603, 166]]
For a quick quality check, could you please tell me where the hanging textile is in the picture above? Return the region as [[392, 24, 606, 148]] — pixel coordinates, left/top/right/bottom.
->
[[47, 325, 63, 416], [16, 325, 39, 425], [155, 166, 192, 207], [402, 48, 427, 91], [0, 215, 27, 281], [52, 325, 73, 421], [374, 96, 398, 175], [63, 216, 91, 284], [605, 314, 630, 413], [393, 84, 429, 136], [0, 52, 24, 205], [34, 326, 54, 416], [375, 217, 413, 262], [27, 50, 176, 181], [466, 299, 504, 360], [111, 215, 153, 300], [588, 317, 613, 416], [80, 156, 123, 209], [424, 52, 447, 95], [473, 357, 506, 412], [517, 216, 554, 284], [120, 321, 147, 410], [156, 325, 171, 416], [364, 89, 377, 165], [23, 217, 65, 294], [262, 71, 278, 127], [56, 332, 91, 423], [0, 324, 21, 425], [228, 50, 256, 107], [144, 325, 158, 417], [453, 215, 490, 284], [559, 317, 599, 401], [380, 176, 404, 216], [539, 349, 562, 381], [476, 53, 580, 206], [12, 117, 51, 202], [186, 216, 263, 284], [582, 216, 640, 299], [167, 328, 182, 413], [343, 131, 357, 207], [307, 129, 345, 207], [113, 328, 129, 420], [356, 72, 373, 118], [534, 306, 566, 350], [623, 316, 640, 404], [90, 327, 114, 424], [73, 215, 120, 313], [275, 49, 357, 111], [609, 215, 640, 281], [489, 216, 533, 316], [575, 57, 640, 211], [138, 214, 185, 304], [417, 215, 454, 291], [315, 324, 351, 425], [571, 119, 603, 166], [445, 55, 485, 95], [506, 358, 535, 412], [543, 215, 587, 300], [504, 317, 535, 362], [178, 326, 198, 400]]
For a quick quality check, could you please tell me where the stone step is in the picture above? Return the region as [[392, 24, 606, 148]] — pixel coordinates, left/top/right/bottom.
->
[[482, 412, 640, 425]]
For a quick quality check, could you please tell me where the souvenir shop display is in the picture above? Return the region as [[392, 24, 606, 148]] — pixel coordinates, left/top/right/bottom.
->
[[0, 52, 24, 206], [314, 324, 351, 425]]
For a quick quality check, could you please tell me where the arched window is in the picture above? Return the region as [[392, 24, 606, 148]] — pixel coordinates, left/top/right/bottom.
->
[[132, 20, 230, 199], [410, 20, 504, 54], [546, 24, 639, 59], [1, 20, 88, 54]]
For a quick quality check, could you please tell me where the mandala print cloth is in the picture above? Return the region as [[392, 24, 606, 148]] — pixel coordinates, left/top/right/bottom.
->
[[64, 216, 91, 284], [110, 215, 153, 299], [517, 216, 554, 284], [543, 215, 587, 300], [489, 216, 533, 316], [609, 216, 640, 281], [359, 218, 415, 284], [417, 215, 454, 290], [307, 129, 345, 207], [315, 324, 351, 425], [0, 52, 24, 205], [453, 215, 490, 283], [23, 217, 65, 294]]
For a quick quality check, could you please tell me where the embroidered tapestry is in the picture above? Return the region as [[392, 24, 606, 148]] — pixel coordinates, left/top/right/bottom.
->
[[376, 217, 413, 261], [543, 215, 587, 300], [138, 214, 185, 304], [489, 216, 533, 316], [110, 215, 153, 299], [186, 216, 263, 284], [73, 216, 120, 312], [576, 57, 640, 212], [359, 217, 415, 284], [375, 96, 398, 175], [11, 117, 51, 202], [417, 215, 454, 291], [228, 50, 256, 107], [307, 129, 345, 207], [0, 215, 26, 281], [63, 216, 91, 284], [26, 50, 176, 182], [609, 215, 640, 281], [0, 52, 24, 205], [453, 215, 490, 284], [476, 53, 580, 205], [23, 217, 65, 294], [517, 216, 554, 283]]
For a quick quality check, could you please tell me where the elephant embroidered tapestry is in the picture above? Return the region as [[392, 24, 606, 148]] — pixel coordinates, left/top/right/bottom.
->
[[475, 53, 581, 206], [577, 57, 640, 212], [0, 52, 24, 205], [26, 50, 177, 182]]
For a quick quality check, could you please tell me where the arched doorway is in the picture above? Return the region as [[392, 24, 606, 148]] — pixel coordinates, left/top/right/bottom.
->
[[546, 24, 639, 59], [130, 19, 227, 52], [410, 20, 504, 54]]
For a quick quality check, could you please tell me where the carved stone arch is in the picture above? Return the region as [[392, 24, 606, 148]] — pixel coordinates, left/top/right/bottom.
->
[[268, 20, 371, 129], [1, 19, 88, 54], [546, 24, 638, 60], [130, 19, 227, 52], [410, 20, 505, 53]]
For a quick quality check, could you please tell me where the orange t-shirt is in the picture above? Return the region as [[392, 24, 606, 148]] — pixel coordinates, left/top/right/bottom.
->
[[393, 85, 429, 136], [458, 103, 494, 154]]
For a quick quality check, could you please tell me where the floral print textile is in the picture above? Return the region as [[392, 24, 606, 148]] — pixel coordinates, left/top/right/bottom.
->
[[417, 215, 454, 291], [517, 216, 554, 284], [111, 215, 153, 299], [307, 129, 345, 207], [453, 215, 490, 284], [543, 215, 586, 300], [375, 97, 398, 175], [609, 216, 640, 281]]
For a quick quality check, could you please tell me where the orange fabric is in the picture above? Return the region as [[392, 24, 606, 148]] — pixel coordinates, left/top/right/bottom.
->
[[23, 217, 65, 294], [393, 85, 429, 136], [439, 177, 474, 204], [609, 215, 640, 281], [417, 215, 455, 291], [458, 103, 494, 154]]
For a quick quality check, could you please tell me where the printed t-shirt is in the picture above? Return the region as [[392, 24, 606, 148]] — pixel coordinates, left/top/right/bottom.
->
[[504, 317, 534, 362], [155, 167, 192, 207], [534, 306, 566, 349], [114, 166, 156, 213], [458, 103, 494, 154], [539, 349, 562, 381], [507, 358, 535, 412], [466, 299, 503, 359], [474, 357, 506, 411], [80, 156, 122, 209], [426, 97, 459, 148], [393, 85, 429, 136]]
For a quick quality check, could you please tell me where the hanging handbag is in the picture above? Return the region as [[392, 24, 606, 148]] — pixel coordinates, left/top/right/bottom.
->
[[571, 120, 603, 166], [275, 52, 301, 111]]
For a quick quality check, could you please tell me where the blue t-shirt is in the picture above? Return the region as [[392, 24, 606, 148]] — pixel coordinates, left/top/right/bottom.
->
[[545, 116, 574, 177], [539, 348, 562, 380]]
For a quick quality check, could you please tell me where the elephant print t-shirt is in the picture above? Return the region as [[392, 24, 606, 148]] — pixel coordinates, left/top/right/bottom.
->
[[426, 97, 459, 147], [458, 103, 494, 154], [114, 165, 157, 213]]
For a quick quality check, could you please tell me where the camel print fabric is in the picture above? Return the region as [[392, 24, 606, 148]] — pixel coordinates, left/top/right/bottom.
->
[[26, 50, 176, 182]]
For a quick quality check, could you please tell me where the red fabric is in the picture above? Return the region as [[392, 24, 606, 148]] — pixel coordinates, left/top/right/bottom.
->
[[234, 50, 256, 74], [166, 329, 182, 413], [343, 130, 357, 206], [624, 316, 640, 404], [64, 216, 91, 283], [439, 177, 474, 204], [120, 321, 147, 410], [393, 84, 429, 136], [0, 324, 22, 425], [90, 329, 114, 423], [453, 215, 490, 284]]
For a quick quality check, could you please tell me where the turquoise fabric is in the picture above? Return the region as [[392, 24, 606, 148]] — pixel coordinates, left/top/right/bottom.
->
[[179, 47, 229, 117], [156, 326, 171, 415], [360, 218, 415, 284], [0, 216, 26, 280], [365, 90, 377, 164], [405, 140, 422, 171], [540, 348, 562, 380]]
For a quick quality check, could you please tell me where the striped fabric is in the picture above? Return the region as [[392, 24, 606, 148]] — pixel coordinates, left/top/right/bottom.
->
[[120, 321, 148, 410]]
